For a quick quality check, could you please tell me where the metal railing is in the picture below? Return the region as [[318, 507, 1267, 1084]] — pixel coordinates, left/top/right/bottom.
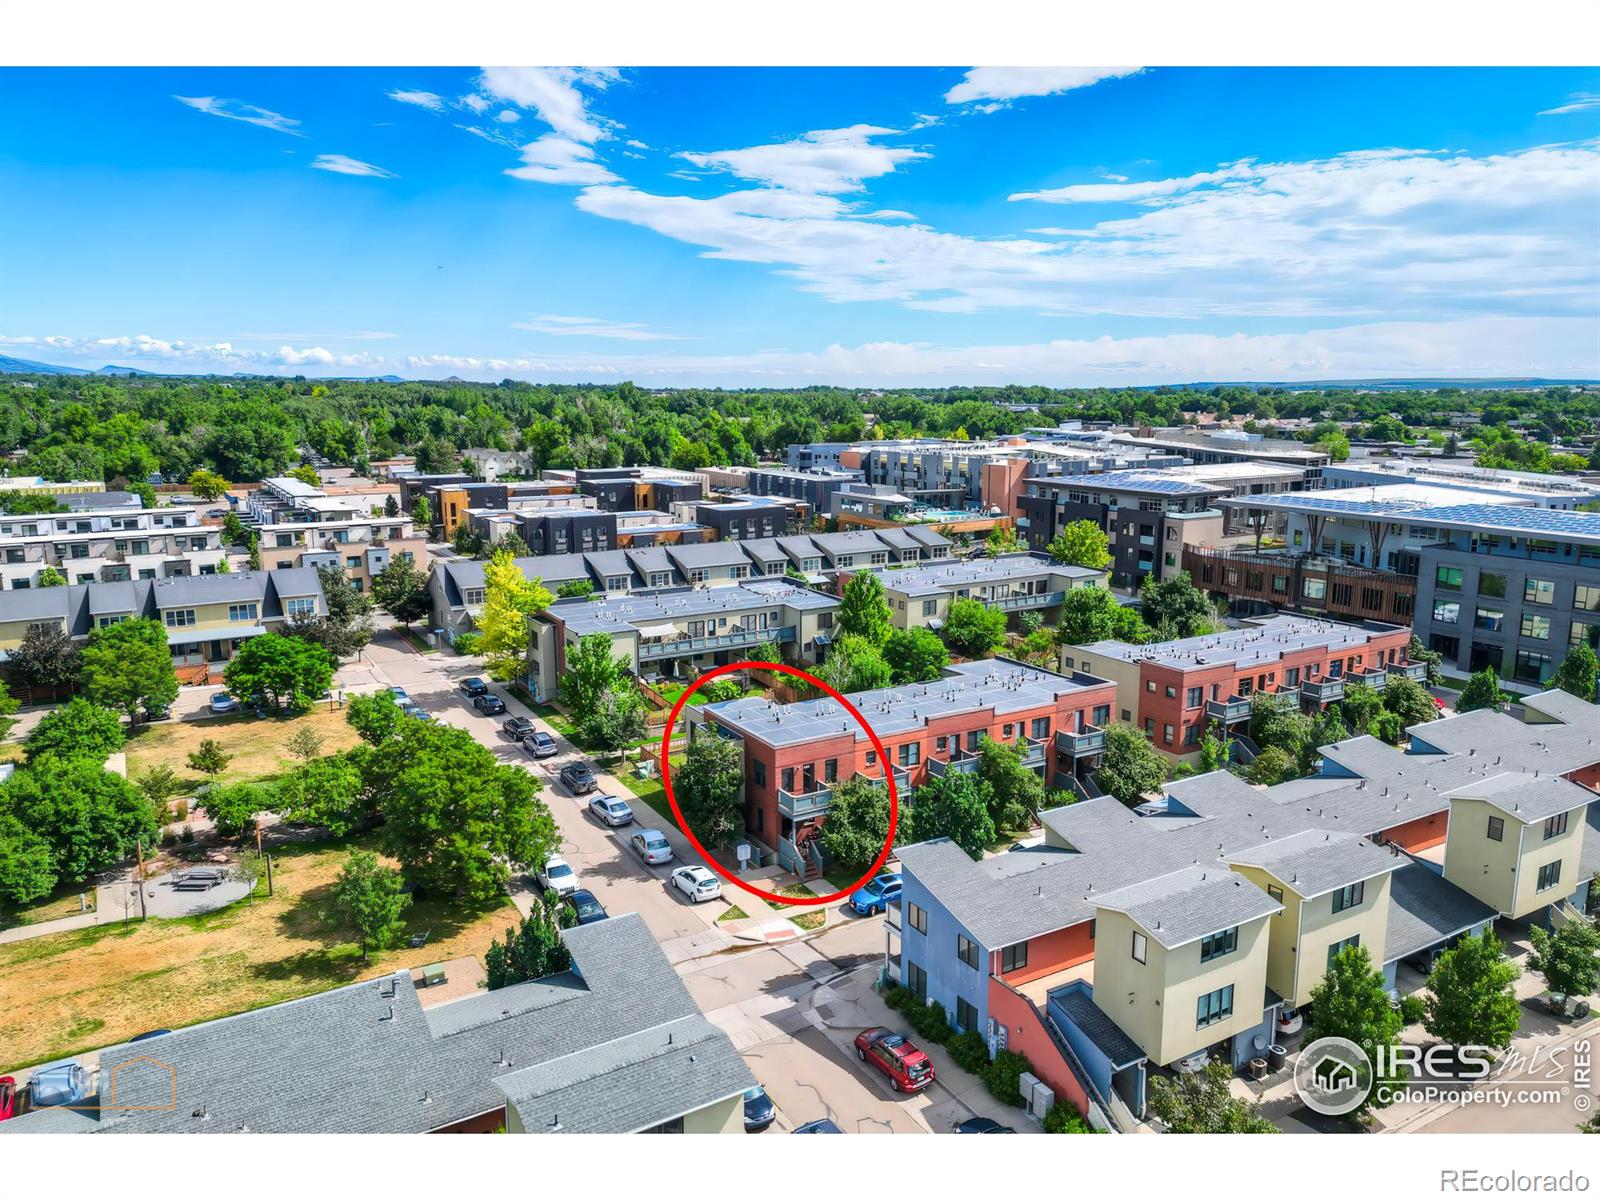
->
[[1205, 696, 1251, 723], [1351, 668, 1388, 692], [993, 590, 1066, 612], [638, 624, 796, 662], [1387, 660, 1427, 682], [1056, 725, 1106, 758], [777, 785, 833, 820], [1301, 677, 1344, 704]]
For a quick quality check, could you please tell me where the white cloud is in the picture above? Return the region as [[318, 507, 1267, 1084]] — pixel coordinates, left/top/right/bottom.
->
[[476, 67, 617, 143], [388, 89, 445, 112], [944, 67, 1141, 106], [680, 125, 927, 195], [459, 93, 491, 114], [1540, 92, 1600, 116], [174, 95, 304, 136], [496, 109, 521, 124], [625, 138, 650, 150], [1011, 162, 1257, 204], [310, 154, 397, 179], [512, 314, 685, 341], [503, 134, 617, 186]]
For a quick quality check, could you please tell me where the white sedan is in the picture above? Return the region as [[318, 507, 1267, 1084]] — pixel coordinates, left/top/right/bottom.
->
[[535, 855, 578, 897], [670, 865, 723, 903]]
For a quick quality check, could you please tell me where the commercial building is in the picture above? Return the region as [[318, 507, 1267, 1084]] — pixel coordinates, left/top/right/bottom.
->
[[839, 553, 1106, 632], [1065, 614, 1416, 763], [1181, 545, 1418, 627], [1324, 459, 1600, 509], [1107, 429, 1331, 478], [248, 476, 425, 592], [0, 915, 752, 1135], [895, 689, 1599, 1128], [0, 498, 226, 590]]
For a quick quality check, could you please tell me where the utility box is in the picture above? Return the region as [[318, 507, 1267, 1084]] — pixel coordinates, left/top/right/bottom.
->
[[1019, 1072, 1054, 1123]]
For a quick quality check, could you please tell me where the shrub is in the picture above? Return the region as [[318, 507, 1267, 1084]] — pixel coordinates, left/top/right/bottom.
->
[[172, 799, 189, 821], [1399, 993, 1426, 1026], [454, 632, 484, 656], [180, 824, 194, 844], [948, 1029, 990, 1075], [984, 1049, 1034, 1106], [881, 984, 911, 1012], [903, 997, 954, 1045], [1044, 1101, 1095, 1133], [160, 831, 177, 848]]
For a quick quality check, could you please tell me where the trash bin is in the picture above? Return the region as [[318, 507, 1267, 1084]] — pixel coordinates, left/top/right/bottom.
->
[[1267, 1044, 1287, 1071], [1249, 1058, 1268, 1081]]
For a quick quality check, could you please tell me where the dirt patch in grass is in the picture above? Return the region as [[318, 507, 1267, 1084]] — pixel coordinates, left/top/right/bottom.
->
[[125, 706, 365, 788], [776, 884, 828, 931], [0, 835, 520, 1070]]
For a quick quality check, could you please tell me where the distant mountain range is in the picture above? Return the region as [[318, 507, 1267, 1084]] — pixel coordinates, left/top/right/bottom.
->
[[0, 356, 405, 382]]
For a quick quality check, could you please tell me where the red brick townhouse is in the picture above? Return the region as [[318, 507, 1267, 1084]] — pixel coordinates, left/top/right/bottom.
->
[[693, 659, 1119, 876], [1064, 613, 1416, 764]]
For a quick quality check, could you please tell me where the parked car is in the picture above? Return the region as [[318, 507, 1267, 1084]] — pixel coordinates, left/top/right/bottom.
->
[[563, 888, 609, 925], [1431, 695, 1449, 713], [853, 1027, 934, 1093], [1172, 1049, 1210, 1074], [1276, 1009, 1305, 1038], [388, 686, 410, 704], [671, 865, 722, 903], [848, 872, 902, 916], [559, 761, 598, 795], [630, 829, 673, 866], [27, 1062, 89, 1108], [588, 794, 634, 827], [743, 1085, 776, 1132], [954, 1116, 1015, 1133], [524, 731, 559, 759], [473, 693, 507, 716], [502, 716, 536, 741], [0, 1076, 15, 1122], [460, 677, 489, 697], [401, 703, 433, 723], [792, 1118, 842, 1133], [142, 702, 172, 721], [535, 855, 578, 897], [209, 692, 239, 714]]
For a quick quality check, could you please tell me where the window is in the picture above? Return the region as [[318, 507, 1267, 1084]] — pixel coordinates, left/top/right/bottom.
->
[[1199, 927, 1238, 963], [1185, 686, 1203, 709], [1145, 680, 1156, 693], [1434, 565, 1463, 592], [752, 761, 767, 789], [1030, 717, 1050, 739], [1536, 861, 1562, 892], [1571, 621, 1600, 651], [907, 902, 927, 935], [1331, 881, 1365, 913], [956, 934, 979, 969], [1303, 577, 1326, 601], [921, 599, 937, 616], [1162, 723, 1174, 745], [906, 961, 928, 998], [1474, 606, 1505, 633], [1575, 584, 1600, 613], [285, 597, 318, 618], [163, 608, 196, 628], [1266, 884, 1284, 903], [463, 588, 485, 606], [824, 758, 838, 783], [1520, 614, 1551, 641], [1001, 942, 1028, 973], [1431, 601, 1461, 625], [1487, 816, 1504, 842], [1196, 985, 1234, 1028], [1479, 572, 1507, 599], [1327, 935, 1361, 968], [898, 742, 920, 767], [1544, 811, 1569, 840], [865, 750, 877, 767], [1164, 684, 1176, 699], [1130, 931, 1147, 964], [1524, 577, 1555, 606], [1093, 704, 1111, 726], [780, 767, 795, 792], [227, 602, 258, 622], [1514, 649, 1553, 685], [955, 996, 978, 1032]]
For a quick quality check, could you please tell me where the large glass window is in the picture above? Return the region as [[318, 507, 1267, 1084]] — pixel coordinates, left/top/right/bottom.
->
[[1514, 649, 1553, 685], [1536, 861, 1562, 892], [907, 902, 927, 935], [1524, 578, 1555, 606], [1478, 572, 1507, 599], [1575, 585, 1600, 613], [1434, 565, 1463, 592], [1520, 614, 1551, 641], [1331, 881, 1366, 913], [1432, 601, 1461, 625], [1544, 812, 1569, 840], [906, 961, 927, 998], [1572, 621, 1600, 651], [1199, 927, 1238, 963], [1474, 607, 1505, 633], [1001, 942, 1028, 973], [955, 996, 978, 1032], [1196, 985, 1234, 1028]]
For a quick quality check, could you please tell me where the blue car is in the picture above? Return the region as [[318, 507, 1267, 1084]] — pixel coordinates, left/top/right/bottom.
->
[[28, 1061, 89, 1108], [849, 873, 902, 916], [792, 1118, 842, 1134]]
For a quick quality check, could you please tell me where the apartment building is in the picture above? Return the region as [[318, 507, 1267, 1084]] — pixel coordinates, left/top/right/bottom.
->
[[687, 498, 794, 541], [248, 476, 424, 592], [1182, 544, 1419, 627], [527, 579, 838, 700], [839, 553, 1106, 632], [1412, 505, 1600, 690], [694, 660, 1119, 876], [469, 505, 709, 555], [1065, 614, 1416, 763], [1324, 459, 1600, 509], [0, 476, 106, 496], [0, 498, 225, 590], [541, 466, 707, 513], [895, 689, 1599, 1127], [743, 465, 862, 512], [1108, 429, 1331, 478], [0, 567, 325, 667]]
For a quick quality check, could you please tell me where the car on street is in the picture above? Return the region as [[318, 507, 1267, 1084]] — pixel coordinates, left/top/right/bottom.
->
[[401, 703, 433, 722], [792, 1119, 842, 1133], [671, 865, 722, 902], [388, 686, 410, 704], [524, 731, 559, 759], [460, 677, 489, 697], [142, 702, 172, 721], [502, 716, 536, 741], [27, 1061, 89, 1108], [588, 794, 634, 827], [563, 888, 609, 925], [848, 872, 902, 916], [209, 692, 239, 714], [535, 855, 578, 897], [853, 1027, 934, 1093], [743, 1085, 775, 1132], [630, 829, 673, 866], [954, 1117, 1015, 1133], [559, 761, 598, 795], [473, 693, 507, 716], [0, 1076, 15, 1122]]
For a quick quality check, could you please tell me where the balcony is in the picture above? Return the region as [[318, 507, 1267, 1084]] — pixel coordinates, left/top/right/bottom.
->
[[777, 785, 833, 821], [1301, 677, 1344, 704], [1387, 660, 1428, 682], [993, 590, 1066, 612], [1205, 696, 1252, 724], [1350, 668, 1388, 692], [637, 623, 796, 662], [1056, 725, 1106, 758]]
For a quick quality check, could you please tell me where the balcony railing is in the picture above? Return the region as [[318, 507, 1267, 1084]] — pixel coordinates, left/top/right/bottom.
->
[[1056, 725, 1106, 758], [1205, 696, 1252, 724], [638, 624, 796, 662], [1350, 668, 1388, 692], [1387, 660, 1428, 682], [777, 785, 833, 821], [993, 590, 1066, 612], [1301, 677, 1344, 704]]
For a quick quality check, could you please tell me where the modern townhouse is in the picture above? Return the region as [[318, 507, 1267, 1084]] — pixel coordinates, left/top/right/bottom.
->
[[693, 659, 1119, 878], [0, 915, 753, 1136], [542, 466, 707, 513], [829, 481, 1013, 538], [0, 567, 325, 670], [468, 505, 708, 555], [526, 578, 837, 700], [399, 476, 580, 538], [1411, 505, 1600, 690], [247, 476, 424, 592], [0, 498, 226, 590], [742, 465, 863, 513], [1065, 614, 1416, 763], [686, 498, 795, 541], [894, 688, 1598, 1130], [1181, 543, 1421, 627], [837, 552, 1106, 632]]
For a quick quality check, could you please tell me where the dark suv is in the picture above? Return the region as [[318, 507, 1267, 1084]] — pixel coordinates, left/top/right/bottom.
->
[[559, 761, 598, 794]]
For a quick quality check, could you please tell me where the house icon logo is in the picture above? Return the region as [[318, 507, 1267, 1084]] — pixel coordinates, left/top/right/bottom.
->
[[103, 1055, 178, 1112], [1293, 1036, 1372, 1116]]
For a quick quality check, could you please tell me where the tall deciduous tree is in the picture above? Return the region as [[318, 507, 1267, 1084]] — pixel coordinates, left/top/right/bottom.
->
[[1552, 643, 1599, 702], [1456, 668, 1507, 714], [276, 752, 369, 836], [560, 632, 631, 723], [1424, 929, 1521, 1049], [1046, 520, 1112, 570], [7, 623, 81, 694], [332, 850, 411, 961], [883, 627, 949, 684], [79, 617, 178, 726], [941, 598, 1007, 659], [1527, 920, 1600, 1001], [837, 572, 893, 648], [24, 697, 125, 765], [813, 634, 892, 695], [1056, 585, 1148, 646], [675, 728, 745, 848], [906, 771, 995, 860], [486, 892, 572, 989], [371, 555, 431, 627], [1147, 1061, 1277, 1133], [1095, 725, 1168, 806], [186, 469, 228, 500], [0, 812, 58, 907], [1139, 571, 1219, 640], [346, 688, 406, 744], [1307, 943, 1404, 1113], [1382, 674, 1437, 730], [976, 736, 1046, 830], [2, 756, 159, 882], [818, 776, 893, 873], [223, 634, 335, 716], [478, 549, 553, 682]]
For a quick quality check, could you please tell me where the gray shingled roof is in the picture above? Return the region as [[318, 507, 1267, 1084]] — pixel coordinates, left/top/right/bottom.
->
[[1384, 861, 1497, 963], [1444, 773, 1593, 823], [1094, 865, 1283, 949], [1226, 830, 1404, 899], [1050, 987, 1146, 1068]]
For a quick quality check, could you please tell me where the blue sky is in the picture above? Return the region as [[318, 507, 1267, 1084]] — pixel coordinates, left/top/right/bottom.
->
[[2, 66, 1598, 384]]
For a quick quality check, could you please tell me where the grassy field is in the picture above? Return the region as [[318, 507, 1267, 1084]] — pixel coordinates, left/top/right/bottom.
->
[[0, 835, 520, 1070], [124, 706, 364, 788]]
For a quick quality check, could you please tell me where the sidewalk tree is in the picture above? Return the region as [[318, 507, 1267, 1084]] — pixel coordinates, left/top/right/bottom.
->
[[79, 617, 179, 725], [560, 631, 631, 722], [1056, 585, 1147, 646], [1139, 571, 1220, 640], [24, 697, 125, 765], [674, 728, 745, 848], [1526, 920, 1600, 1001], [579, 686, 647, 753], [371, 555, 431, 627], [837, 572, 892, 648], [1552, 643, 1599, 701], [1046, 520, 1112, 570], [347, 688, 407, 744], [976, 736, 1046, 830], [1095, 725, 1168, 807], [1306, 943, 1404, 1113], [1147, 1061, 1277, 1133], [883, 627, 948, 684], [1423, 928, 1521, 1049], [906, 771, 995, 860], [223, 633, 334, 716], [7, 622, 81, 694], [186, 468, 228, 500], [818, 776, 893, 873], [1456, 668, 1507, 714], [486, 891, 571, 989], [2, 756, 160, 882], [332, 849, 411, 961], [941, 598, 1007, 658], [478, 549, 554, 682]]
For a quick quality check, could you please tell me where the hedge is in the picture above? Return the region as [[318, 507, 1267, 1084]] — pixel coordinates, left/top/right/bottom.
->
[[984, 1049, 1033, 1107], [1044, 1101, 1096, 1133]]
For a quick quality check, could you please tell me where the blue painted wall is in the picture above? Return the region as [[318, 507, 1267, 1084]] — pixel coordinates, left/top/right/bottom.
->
[[899, 862, 992, 1037]]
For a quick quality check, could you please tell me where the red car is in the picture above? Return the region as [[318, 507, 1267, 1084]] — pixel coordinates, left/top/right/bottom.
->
[[0, 1076, 15, 1122], [853, 1027, 935, 1093]]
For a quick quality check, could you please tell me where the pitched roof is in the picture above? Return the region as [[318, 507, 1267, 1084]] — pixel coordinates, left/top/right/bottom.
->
[[1384, 861, 1497, 963], [1444, 773, 1593, 823], [1226, 830, 1404, 898], [1094, 865, 1283, 949]]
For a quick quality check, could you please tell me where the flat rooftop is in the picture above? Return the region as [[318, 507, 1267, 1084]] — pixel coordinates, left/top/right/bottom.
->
[[1224, 484, 1536, 519], [549, 579, 836, 638], [862, 553, 1102, 597], [1076, 613, 1401, 671]]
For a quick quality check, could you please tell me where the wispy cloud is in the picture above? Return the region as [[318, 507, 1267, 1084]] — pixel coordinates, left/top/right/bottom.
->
[[512, 314, 685, 341], [174, 95, 304, 136], [477, 67, 619, 144], [944, 67, 1141, 107], [388, 89, 446, 112], [311, 154, 397, 179], [1540, 92, 1600, 115], [503, 134, 617, 186], [680, 125, 927, 195]]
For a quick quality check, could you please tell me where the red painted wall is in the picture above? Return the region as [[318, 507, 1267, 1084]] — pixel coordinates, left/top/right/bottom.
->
[[987, 977, 1092, 1120], [998, 921, 1094, 986], [1378, 810, 1449, 852], [1564, 763, 1600, 791]]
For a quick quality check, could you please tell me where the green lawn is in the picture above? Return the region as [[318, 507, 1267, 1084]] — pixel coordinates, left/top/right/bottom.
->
[[653, 681, 761, 708], [391, 624, 437, 654], [0, 880, 97, 932]]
